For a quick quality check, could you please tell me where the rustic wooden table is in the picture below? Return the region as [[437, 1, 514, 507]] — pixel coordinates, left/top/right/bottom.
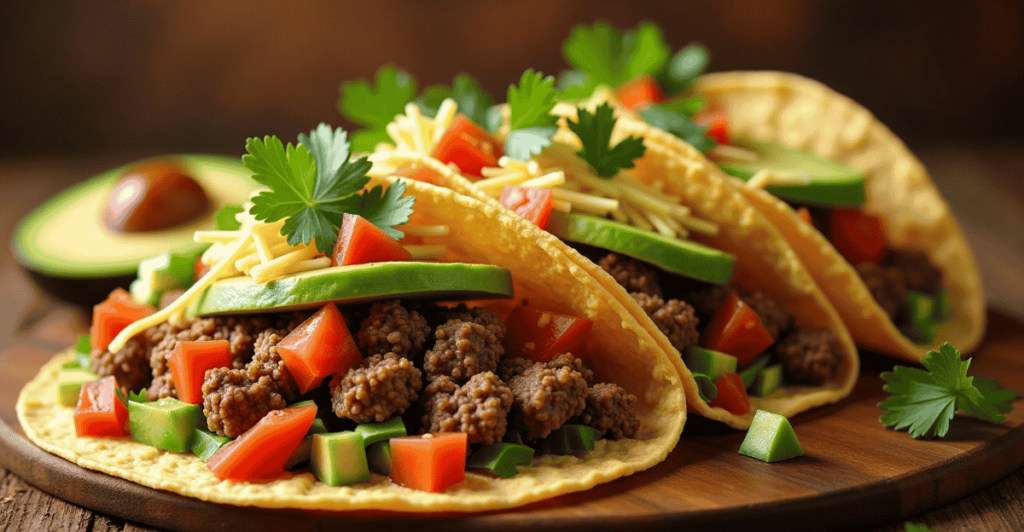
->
[[1, 149, 1022, 532]]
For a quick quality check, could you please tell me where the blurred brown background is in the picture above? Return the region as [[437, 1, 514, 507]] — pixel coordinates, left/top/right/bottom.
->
[[2, 0, 1022, 161]]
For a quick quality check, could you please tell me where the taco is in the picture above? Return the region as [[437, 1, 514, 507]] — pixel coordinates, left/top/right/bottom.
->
[[16, 125, 686, 512], [363, 76, 859, 429], [689, 71, 985, 362]]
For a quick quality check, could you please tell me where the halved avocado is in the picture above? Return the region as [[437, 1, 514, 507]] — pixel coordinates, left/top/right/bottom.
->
[[717, 139, 866, 207], [188, 262, 514, 316], [546, 212, 736, 285], [12, 155, 259, 307]]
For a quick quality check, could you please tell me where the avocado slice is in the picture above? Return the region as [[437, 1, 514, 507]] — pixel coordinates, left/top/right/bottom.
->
[[546, 212, 735, 285], [130, 248, 207, 307], [717, 139, 866, 207], [311, 432, 370, 486], [12, 155, 259, 307], [683, 346, 738, 382], [749, 364, 784, 398], [57, 367, 98, 407], [366, 441, 393, 475], [188, 262, 514, 315], [191, 429, 231, 462], [128, 397, 205, 453], [466, 442, 535, 478], [355, 416, 407, 447], [738, 409, 804, 463]]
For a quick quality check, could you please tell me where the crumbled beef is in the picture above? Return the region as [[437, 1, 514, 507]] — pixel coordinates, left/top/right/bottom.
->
[[775, 328, 843, 385], [439, 304, 506, 341], [883, 249, 943, 294], [855, 262, 907, 320], [246, 329, 299, 402], [631, 292, 700, 352], [497, 356, 533, 383], [423, 319, 502, 383], [202, 368, 288, 437], [597, 253, 662, 297], [507, 355, 588, 440], [91, 321, 181, 396], [576, 383, 639, 440], [158, 288, 186, 310], [422, 372, 513, 445], [684, 285, 731, 323], [740, 290, 792, 339], [547, 352, 595, 386], [330, 353, 422, 423], [357, 300, 431, 358]]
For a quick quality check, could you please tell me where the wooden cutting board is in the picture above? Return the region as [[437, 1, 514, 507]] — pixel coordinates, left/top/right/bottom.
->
[[1, 310, 1022, 532]]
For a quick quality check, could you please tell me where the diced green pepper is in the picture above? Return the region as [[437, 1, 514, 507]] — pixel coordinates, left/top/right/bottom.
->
[[901, 291, 937, 345], [366, 441, 392, 475], [739, 354, 771, 389], [503, 430, 525, 446], [466, 443, 535, 478], [73, 335, 92, 369], [683, 345, 737, 381], [355, 416, 407, 447], [692, 373, 718, 402], [191, 429, 231, 462], [933, 289, 952, 323], [312, 432, 370, 486], [750, 364, 783, 397], [129, 397, 204, 452], [57, 367, 98, 407], [738, 409, 804, 462], [535, 425, 602, 456]]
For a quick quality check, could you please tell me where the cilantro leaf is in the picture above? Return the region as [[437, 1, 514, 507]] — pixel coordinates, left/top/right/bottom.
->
[[508, 69, 558, 130], [214, 204, 244, 231], [657, 43, 710, 95], [559, 22, 670, 98], [417, 73, 493, 127], [335, 179, 415, 240], [639, 104, 716, 152], [338, 65, 417, 153], [505, 127, 558, 161], [879, 343, 1017, 438], [567, 102, 646, 178], [245, 124, 377, 253]]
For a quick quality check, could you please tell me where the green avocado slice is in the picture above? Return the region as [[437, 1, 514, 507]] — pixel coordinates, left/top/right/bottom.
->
[[13, 155, 259, 306], [546, 212, 735, 285], [738, 409, 804, 463], [717, 139, 866, 207], [188, 262, 514, 315]]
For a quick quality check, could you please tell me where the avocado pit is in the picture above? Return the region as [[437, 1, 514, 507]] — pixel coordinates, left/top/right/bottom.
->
[[104, 160, 212, 233]]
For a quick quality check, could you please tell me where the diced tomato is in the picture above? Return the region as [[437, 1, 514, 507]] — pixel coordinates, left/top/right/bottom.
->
[[499, 186, 554, 230], [389, 433, 467, 492], [194, 256, 210, 282], [91, 288, 156, 353], [431, 114, 502, 178], [702, 292, 775, 367], [331, 213, 412, 267], [796, 206, 813, 225], [275, 303, 362, 394], [830, 208, 888, 265], [392, 165, 445, 187], [708, 373, 750, 415], [694, 110, 730, 145], [74, 376, 129, 437], [168, 340, 232, 404], [505, 305, 593, 363], [615, 74, 665, 111], [207, 403, 318, 481]]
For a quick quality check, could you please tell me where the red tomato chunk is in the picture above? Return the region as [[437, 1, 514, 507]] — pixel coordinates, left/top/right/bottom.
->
[[74, 376, 129, 438], [389, 433, 467, 492]]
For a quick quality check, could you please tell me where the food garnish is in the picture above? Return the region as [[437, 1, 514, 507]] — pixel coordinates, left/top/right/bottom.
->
[[504, 69, 559, 160], [879, 343, 1018, 438], [337, 65, 418, 153], [567, 102, 646, 178], [738, 409, 804, 463]]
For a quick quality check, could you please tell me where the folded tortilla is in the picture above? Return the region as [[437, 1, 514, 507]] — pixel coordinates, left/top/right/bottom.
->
[[17, 176, 686, 512], [371, 108, 859, 429], [688, 71, 986, 362]]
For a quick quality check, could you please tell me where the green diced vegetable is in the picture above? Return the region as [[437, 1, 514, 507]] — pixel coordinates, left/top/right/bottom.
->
[[309, 417, 327, 435], [128, 397, 204, 452], [354, 416, 406, 446], [692, 373, 718, 402], [366, 441, 392, 475], [933, 289, 952, 323], [61, 360, 81, 370], [191, 429, 231, 462], [750, 364, 783, 398], [57, 367, 98, 407], [535, 425, 601, 456], [901, 291, 937, 345], [683, 345, 737, 381], [130, 248, 206, 307], [503, 430, 525, 446], [738, 409, 804, 463], [285, 435, 314, 470], [466, 443, 535, 478], [73, 335, 92, 369], [214, 204, 244, 231], [740, 355, 771, 389], [312, 432, 369, 486]]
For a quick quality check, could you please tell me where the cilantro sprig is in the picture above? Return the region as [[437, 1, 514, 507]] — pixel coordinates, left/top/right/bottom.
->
[[417, 73, 494, 128], [879, 343, 1018, 439], [567, 102, 646, 178], [245, 123, 414, 253], [504, 69, 559, 160], [337, 65, 417, 153]]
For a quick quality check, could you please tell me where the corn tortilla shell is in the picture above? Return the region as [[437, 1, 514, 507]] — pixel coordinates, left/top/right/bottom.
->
[[691, 71, 985, 361], [17, 177, 685, 512]]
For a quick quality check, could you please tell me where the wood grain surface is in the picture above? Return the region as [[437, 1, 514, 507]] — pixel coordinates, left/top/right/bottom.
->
[[1, 149, 1023, 532]]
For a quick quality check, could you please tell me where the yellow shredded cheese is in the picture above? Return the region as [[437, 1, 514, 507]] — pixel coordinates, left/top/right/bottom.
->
[[404, 245, 448, 260]]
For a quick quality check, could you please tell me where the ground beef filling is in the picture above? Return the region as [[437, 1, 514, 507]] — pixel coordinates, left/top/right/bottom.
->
[[855, 262, 908, 320], [575, 383, 640, 440], [597, 253, 662, 297], [630, 292, 700, 352], [357, 299, 431, 358], [504, 355, 590, 440], [330, 352, 423, 424], [776, 328, 843, 384], [423, 318, 503, 383], [422, 372, 513, 445]]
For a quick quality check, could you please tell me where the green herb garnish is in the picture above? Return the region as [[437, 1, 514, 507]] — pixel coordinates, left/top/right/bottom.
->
[[567, 102, 646, 178], [214, 204, 244, 231], [337, 65, 417, 153], [417, 73, 493, 128], [879, 343, 1018, 439], [245, 123, 413, 253], [558, 22, 670, 100], [639, 105, 715, 152], [504, 69, 559, 160]]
